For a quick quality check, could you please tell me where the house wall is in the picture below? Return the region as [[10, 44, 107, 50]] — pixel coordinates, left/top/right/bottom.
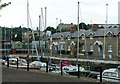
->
[[49, 31, 119, 60]]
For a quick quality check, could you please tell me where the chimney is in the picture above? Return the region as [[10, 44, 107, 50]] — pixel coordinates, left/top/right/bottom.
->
[[91, 24, 98, 31]]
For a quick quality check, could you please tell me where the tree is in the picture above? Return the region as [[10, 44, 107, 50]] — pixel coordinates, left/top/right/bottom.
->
[[44, 26, 56, 34], [79, 22, 89, 30], [0, 2, 11, 10], [12, 27, 22, 42], [12, 26, 32, 42]]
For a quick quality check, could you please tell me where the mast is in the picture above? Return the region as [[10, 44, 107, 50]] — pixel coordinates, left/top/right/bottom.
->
[[60, 19, 62, 63], [103, 3, 108, 59], [50, 34, 52, 65], [77, 1, 80, 64], [26, 0, 29, 71], [41, 8, 44, 56], [39, 15, 41, 53], [27, 0, 29, 56], [45, 7, 47, 31], [56, 18, 58, 33], [44, 7, 47, 54]]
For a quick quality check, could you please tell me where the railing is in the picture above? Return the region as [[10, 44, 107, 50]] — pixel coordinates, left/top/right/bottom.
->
[[3, 57, 105, 82]]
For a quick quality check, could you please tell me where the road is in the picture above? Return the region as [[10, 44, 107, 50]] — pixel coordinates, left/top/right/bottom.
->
[[2, 66, 98, 82]]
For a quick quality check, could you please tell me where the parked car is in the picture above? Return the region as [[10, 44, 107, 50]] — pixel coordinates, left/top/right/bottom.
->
[[29, 61, 46, 68], [97, 68, 120, 82], [63, 65, 78, 72], [4, 58, 27, 66]]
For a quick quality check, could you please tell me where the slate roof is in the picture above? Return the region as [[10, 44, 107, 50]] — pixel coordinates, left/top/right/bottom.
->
[[52, 32, 71, 39], [52, 27, 119, 39]]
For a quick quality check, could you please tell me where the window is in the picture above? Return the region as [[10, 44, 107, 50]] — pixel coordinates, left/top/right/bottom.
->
[[82, 45, 85, 52], [89, 33, 94, 40], [90, 44, 93, 52], [67, 35, 71, 40], [82, 36, 85, 40], [108, 44, 112, 53], [60, 35, 64, 40], [111, 72, 117, 77], [103, 72, 108, 76], [81, 34, 85, 40], [90, 35, 93, 39], [103, 72, 111, 76], [61, 44, 64, 50], [103, 72, 117, 77], [107, 32, 113, 39], [68, 45, 70, 51]]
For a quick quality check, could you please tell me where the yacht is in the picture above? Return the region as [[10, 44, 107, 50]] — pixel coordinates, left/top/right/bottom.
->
[[97, 68, 120, 82]]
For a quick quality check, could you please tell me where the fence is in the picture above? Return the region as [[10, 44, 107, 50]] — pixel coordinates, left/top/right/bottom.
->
[[5, 57, 104, 82]]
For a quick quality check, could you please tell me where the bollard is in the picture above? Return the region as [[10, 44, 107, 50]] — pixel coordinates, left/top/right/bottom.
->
[[46, 61, 48, 73], [78, 64, 80, 78], [100, 66, 102, 82], [7, 57, 9, 67], [60, 62, 63, 75], [27, 59, 29, 71], [16, 58, 19, 69]]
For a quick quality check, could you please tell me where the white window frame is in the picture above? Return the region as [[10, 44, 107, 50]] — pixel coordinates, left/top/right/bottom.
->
[[67, 35, 71, 40], [108, 44, 112, 53], [82, 45, 85, 52], [61, 44, 64, 50], [107, 32, 113, 39], [90, 35, 93, 40], [82, 35, 85, 40], [60, 35, 64, 40], [90, 44, 94, 52], [68, 45, 70, 51]]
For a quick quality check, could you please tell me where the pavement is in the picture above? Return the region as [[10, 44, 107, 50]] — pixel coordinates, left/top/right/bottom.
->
[[1, 65, 100, 83]]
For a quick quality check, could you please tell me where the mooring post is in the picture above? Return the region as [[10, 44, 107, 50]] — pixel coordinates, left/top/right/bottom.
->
[[16, 58, 19, 69]]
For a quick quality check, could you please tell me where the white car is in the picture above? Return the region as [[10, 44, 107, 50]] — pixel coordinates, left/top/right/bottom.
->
[[97, 68, 120, 82], [63, 65, 85, 72], [4, 58, 27, 66], [63, 65, 78, 72], [29, 61, 46, 68]]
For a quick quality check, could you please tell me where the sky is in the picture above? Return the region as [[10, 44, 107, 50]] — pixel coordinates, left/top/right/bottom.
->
[[0, 0, 120, 31]]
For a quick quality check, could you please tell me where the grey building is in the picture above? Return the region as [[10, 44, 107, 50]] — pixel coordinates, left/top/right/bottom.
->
[[48, 24, 120, 61]]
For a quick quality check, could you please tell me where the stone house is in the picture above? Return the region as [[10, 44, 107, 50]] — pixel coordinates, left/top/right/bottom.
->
[[48, 24, 120, 60]]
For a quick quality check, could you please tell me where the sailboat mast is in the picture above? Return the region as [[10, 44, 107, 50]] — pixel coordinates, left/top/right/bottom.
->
[[27, 0, 29, 55], [77, 1, 80, 64], [45, 7, 47, 54], [39, 15, 41, 53], [103, 3, 108, 59]]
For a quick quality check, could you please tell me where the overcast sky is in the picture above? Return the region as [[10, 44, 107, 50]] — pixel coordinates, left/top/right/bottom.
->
[[0, 0, 120, 30]]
